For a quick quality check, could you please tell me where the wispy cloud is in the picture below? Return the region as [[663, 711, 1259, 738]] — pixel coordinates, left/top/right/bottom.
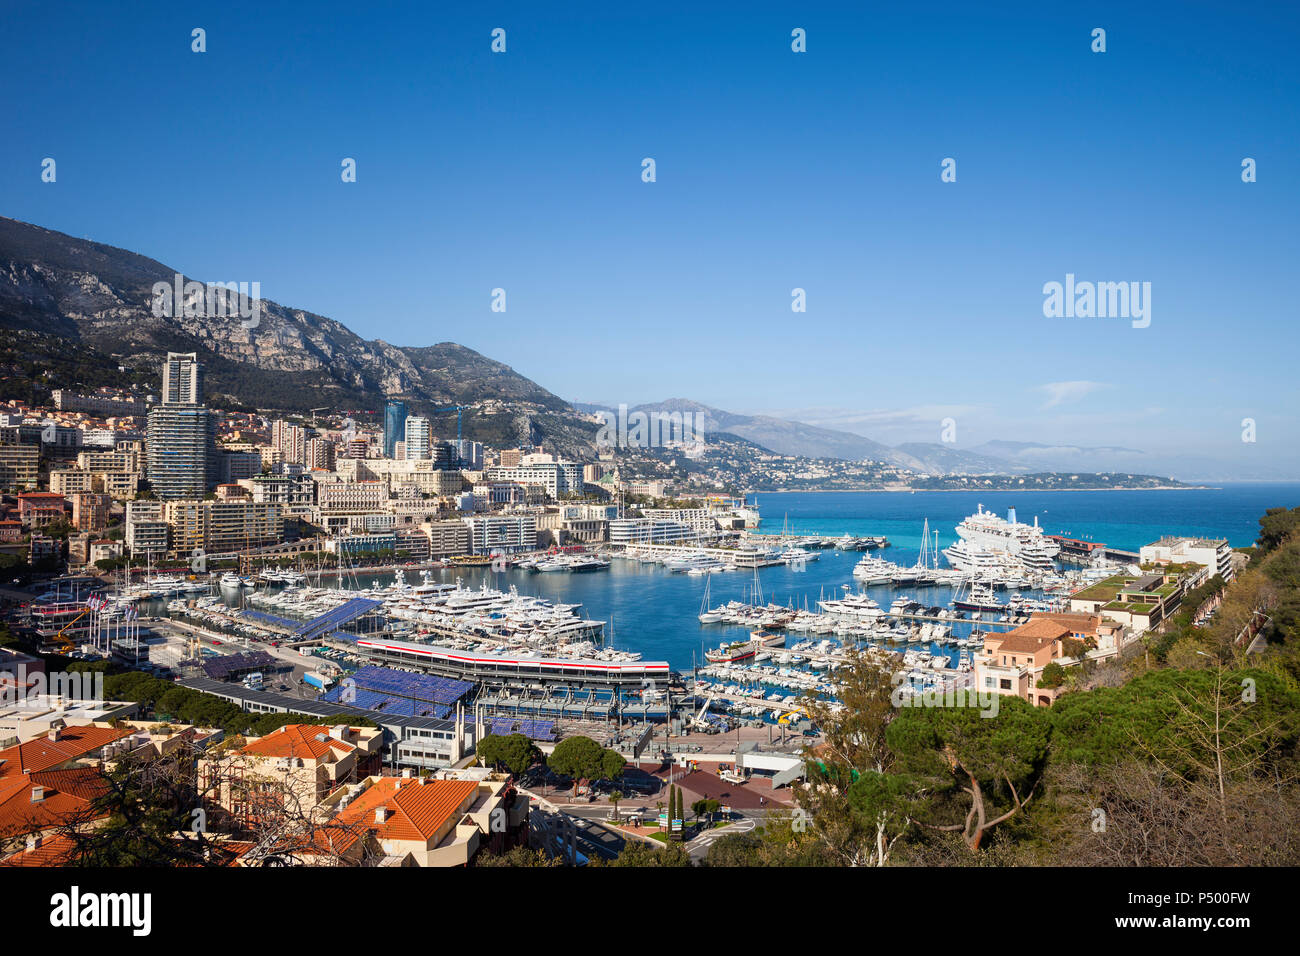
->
[[1038, 381, 1109, 409]]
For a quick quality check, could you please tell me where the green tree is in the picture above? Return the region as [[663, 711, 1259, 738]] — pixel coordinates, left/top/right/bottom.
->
[[601, 841, 691, 867], [475, 846, 560, 867], [1037, 661, 1067, 689], [547, 736, 605, 797], [886, 696, 1050, 852], [477, 733, 540, 776]]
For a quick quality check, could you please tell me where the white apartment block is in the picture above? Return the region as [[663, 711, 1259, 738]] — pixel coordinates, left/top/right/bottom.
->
[[1139, 537, 1234, 583], [463, 514, 538, 554]]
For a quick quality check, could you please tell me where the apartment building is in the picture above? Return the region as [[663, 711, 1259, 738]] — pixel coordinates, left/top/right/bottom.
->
[[484, 461, 584, 499], [69, 492, 111, 532], [974, 612, 1122, 708], [162, 499, 287, 557], [320, 770, 527, 867], [463, 514, 538, 555], [424, 519, 471, 558], [1139, 536, 1234, 583], [200, 724, 384, 832], [0, 445, 40, 491], [17, 493, 66, 529], [271, 420, 307, 465]]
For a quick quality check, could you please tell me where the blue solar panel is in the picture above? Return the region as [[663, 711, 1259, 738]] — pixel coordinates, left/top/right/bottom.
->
[[295, 598, 383, 640], [239, 609, 300, 630], [345, 665, 473, 706]]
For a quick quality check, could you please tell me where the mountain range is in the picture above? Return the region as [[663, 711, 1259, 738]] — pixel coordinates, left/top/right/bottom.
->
[[572, 399, 1181, 477], [0, 216, 595, 454], [0, 215, 1223, 481]]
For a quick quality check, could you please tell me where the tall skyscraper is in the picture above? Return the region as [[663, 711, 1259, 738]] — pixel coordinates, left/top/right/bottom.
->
[[383, 400, 407, 459], [271, 419, 306, 465], [306, 437, 335, 470], [161, 352, 204, 405], [404, 416, 431, 460], [147, 406, 216, 499], [147, 353, 216, 499]]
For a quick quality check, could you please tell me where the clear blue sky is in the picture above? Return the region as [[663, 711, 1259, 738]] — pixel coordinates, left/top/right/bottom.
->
[[2, 1, 1297, 476]]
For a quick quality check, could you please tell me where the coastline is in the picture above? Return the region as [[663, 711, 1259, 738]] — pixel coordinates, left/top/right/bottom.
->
[[750, 485, 1214, 494]]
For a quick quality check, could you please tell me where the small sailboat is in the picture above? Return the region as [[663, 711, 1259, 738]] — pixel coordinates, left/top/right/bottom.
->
[[698, 575, 722, 623]]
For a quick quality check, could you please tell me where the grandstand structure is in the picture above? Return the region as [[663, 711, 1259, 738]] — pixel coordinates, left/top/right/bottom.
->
[[201, 650, 276, 680], [294, 597, 384, 642], [319, 665, 475, 721], [347, 637, 671, 689], [483, 716, 559, 742]]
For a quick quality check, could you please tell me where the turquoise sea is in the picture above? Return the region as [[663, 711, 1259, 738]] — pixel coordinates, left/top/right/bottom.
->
[[383, 483, 1300, 671]]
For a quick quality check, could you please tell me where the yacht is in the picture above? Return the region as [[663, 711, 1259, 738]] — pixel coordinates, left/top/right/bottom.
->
[[818, 593, 884, 620], [943, 504, 1060, 574], [705, 640, 758, 664], [852, 555, 895, 585], [953, 581, 1009, 614]]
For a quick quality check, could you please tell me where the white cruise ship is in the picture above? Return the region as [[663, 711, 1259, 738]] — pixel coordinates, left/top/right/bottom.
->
[[943, 505, 1060, 574]]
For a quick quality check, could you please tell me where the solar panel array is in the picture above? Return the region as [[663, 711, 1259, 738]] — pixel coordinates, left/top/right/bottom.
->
[[203, 650, 276, 679], [486, 717, 556, 741], [319, 684, 451, 719], [346, 666, 473, 706], [295, 597, 383, 640], [239, 609, 300, 630]]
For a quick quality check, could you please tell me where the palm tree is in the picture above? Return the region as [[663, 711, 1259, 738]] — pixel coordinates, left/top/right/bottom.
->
[[608, 790, 624, 822]]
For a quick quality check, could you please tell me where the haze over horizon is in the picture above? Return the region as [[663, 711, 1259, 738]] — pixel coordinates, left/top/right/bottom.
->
[[2, 1, 1296, 478]]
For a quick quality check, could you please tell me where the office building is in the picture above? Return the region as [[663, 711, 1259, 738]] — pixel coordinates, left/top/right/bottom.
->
[[161, 352, 204, 405], [147, 353, 216, 499], [404, 416, 431, 461], [383, 400, 408, 460]]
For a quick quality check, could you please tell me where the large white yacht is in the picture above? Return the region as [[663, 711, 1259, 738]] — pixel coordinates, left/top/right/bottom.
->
[[817, 592, 885, 620], [943, 504, 1060, 573]]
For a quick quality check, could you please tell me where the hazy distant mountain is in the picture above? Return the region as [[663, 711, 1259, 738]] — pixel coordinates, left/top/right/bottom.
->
[[892, 442, 1024, 475], [577, 398, 1022, 473], [578, 398, 907, 461], [576, 399, 1251, 481], [0, 216, 596, 453]]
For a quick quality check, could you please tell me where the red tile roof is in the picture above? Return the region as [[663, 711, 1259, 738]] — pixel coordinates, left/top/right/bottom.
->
[[0, 833, 80, 867], [239, 725, 358, 761], [0, 726, 130, 779], [336, 777, 478, 843], [0, 769, 109, 838]]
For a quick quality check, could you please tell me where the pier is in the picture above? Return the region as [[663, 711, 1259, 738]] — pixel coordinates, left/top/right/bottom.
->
[[1047, 535, 1140, 566]]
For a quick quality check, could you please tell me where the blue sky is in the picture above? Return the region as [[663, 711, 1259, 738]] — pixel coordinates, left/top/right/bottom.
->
[[2, 1, 1297, 476]]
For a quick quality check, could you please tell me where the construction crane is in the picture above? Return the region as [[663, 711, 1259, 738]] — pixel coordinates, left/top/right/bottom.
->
[[309, 407, 329, 427], [435, 404, 469, 444], [51, 607, 91, 653]]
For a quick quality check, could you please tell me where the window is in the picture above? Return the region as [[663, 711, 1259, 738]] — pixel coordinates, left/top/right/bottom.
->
[[999, 679, 1012, 690]]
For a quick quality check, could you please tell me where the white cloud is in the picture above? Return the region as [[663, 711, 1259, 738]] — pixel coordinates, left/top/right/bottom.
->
[[1038, 381, 1108, 409]]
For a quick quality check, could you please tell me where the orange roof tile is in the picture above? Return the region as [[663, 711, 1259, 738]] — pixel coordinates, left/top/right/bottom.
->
[[0, 771, 108, 838], [0, 726, 130, 779], [239, 725, 358, 761], [336, 777, 478, 843], [0, 833, 80, 867]]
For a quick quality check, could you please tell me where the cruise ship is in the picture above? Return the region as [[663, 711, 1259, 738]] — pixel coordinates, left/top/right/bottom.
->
[[943, 505, 1060, 574]]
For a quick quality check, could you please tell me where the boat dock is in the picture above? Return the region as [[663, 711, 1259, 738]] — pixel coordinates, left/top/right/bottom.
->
[[1047, 535, 1140, 566], [617, 543, 786, 568]]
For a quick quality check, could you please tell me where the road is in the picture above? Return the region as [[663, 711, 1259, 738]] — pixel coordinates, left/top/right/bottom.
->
[[685, 816, 757, 861]]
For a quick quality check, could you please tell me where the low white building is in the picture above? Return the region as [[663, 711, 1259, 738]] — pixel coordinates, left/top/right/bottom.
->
[[1139, 537, 1234, 583]]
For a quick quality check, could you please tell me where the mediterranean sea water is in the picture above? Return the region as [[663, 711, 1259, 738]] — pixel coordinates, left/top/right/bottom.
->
[[360, 483, 1300, 671]]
